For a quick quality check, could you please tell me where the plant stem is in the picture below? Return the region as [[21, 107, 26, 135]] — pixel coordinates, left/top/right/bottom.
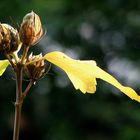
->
[[13, 64, 23, 140], [13, 102, 22, 140], [22, 79, 34, 100], [21, 46, 29, 64], [13, 45, 30, 140]]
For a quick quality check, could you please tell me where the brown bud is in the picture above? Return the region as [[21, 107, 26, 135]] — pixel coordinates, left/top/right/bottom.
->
[[0, 23, 20, 54], [19, 11, 43, 46], [25, 53, 47, 80]]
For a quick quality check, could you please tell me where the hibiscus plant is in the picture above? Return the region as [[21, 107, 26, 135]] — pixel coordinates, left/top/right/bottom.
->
[[0, 11, 139, 140]]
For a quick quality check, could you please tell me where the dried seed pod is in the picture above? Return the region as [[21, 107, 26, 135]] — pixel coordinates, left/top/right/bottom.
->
[[0, 23, 20, 54], [19, 11, 43, 46], [25, 53, 48, 80]]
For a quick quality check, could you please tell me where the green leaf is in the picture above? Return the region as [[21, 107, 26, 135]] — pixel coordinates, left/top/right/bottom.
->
[[0, 60, 10, 76]]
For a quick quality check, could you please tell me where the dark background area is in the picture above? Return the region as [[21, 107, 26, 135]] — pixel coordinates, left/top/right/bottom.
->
[[0, 0, 140, 140]]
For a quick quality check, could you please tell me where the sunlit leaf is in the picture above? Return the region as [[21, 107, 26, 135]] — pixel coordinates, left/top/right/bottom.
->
[[45, 51, 140, 102], [0, 60, 10, 76]]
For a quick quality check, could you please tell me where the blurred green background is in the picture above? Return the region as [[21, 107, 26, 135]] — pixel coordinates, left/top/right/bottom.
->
[[0, 0, 140, 140]]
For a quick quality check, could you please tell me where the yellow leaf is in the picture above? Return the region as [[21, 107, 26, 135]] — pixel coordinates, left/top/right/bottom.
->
[[45, 51, 140, 102], [0, 60, 9, 76]]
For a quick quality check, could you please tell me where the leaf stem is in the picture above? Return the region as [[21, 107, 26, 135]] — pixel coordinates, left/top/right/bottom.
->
[[5, 54, 16, 70], [25, 57, 44, 65]]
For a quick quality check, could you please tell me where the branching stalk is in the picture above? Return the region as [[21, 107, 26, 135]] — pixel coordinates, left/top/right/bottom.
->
[[1, 11, 44, 140]]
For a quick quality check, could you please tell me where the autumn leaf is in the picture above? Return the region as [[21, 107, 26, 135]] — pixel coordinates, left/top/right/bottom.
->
[[44, 51, 140, 102], [0, 60, 10, 76]]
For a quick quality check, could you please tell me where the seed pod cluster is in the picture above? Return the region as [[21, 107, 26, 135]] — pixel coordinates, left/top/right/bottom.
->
[[0, 11, 49, 80], [0, 11, 44, 55]]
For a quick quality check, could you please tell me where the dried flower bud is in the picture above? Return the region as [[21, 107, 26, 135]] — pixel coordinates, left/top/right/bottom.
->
[[19, 11, 43, 46], [25, 53, 47, 80], [0, 23, 20, 54]]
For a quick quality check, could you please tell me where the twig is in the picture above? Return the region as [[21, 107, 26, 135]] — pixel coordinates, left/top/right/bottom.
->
[[22, 79, 34, 99]]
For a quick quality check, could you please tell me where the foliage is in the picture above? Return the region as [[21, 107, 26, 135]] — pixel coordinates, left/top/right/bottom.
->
[[0, 0, 140, 140]]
